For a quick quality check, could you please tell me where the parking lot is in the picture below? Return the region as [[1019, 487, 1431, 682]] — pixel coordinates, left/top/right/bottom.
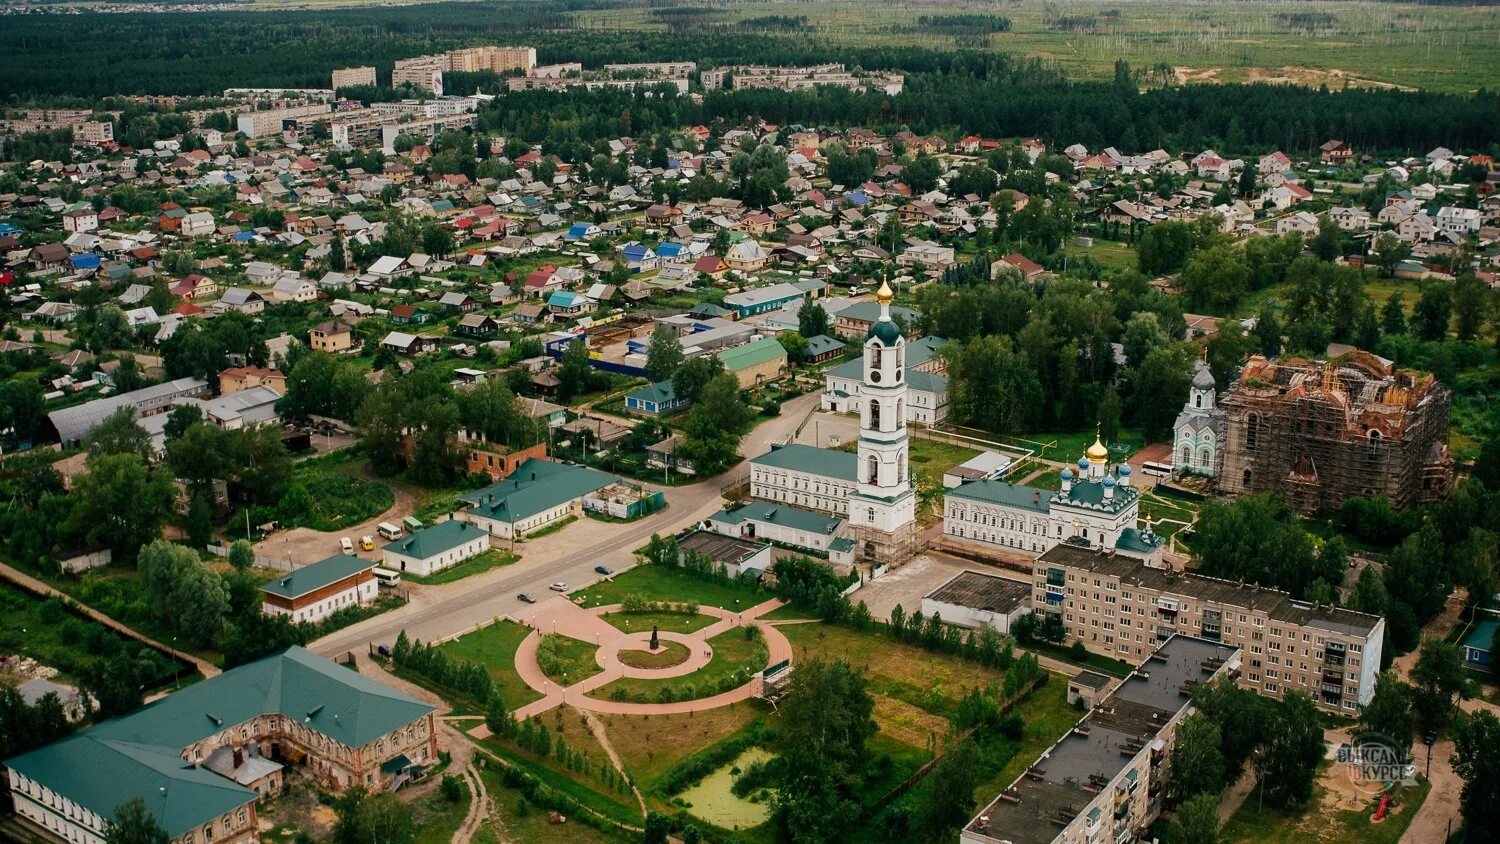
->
[[851, 551, 1030, 622]]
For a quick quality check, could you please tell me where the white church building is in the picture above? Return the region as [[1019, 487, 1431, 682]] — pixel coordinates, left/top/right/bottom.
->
[[730, 280, 919, 564], [1173, 360, 1224, 476], [942, 433, 1163, 565]]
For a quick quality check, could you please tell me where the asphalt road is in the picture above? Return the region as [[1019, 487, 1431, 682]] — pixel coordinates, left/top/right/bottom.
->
[[310, 390, 824, 657]]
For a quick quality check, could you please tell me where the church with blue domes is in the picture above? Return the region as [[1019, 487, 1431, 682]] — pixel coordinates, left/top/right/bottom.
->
[[941, 431, 1164, 566]]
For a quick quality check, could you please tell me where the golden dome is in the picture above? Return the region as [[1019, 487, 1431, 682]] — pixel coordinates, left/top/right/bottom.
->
[[876, 278, 893, 305], [1087, 426, 1109, 461]]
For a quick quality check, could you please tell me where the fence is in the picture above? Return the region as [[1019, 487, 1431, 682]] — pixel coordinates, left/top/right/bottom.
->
[[204, 543, 296, 572]]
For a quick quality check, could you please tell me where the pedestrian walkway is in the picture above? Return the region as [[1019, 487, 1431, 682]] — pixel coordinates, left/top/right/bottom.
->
[[469, 599, 790, 732]]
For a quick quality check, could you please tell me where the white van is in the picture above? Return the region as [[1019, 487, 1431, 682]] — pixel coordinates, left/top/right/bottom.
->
[[372, 567, 401, 588], [340, 537, 354, 554], [377, 522, 403, 541]]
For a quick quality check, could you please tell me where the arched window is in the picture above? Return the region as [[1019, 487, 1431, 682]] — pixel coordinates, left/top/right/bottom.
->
[[1179, 445, 1191, 466], [1246, 414, 1260, 450], [869, 399, 881, 431], [1242, 468, 1252, 487], [898, 453, 906, 482], [1194, 394, 1201, 409], [1198, 447, 1211, 467], [867, 455, 879, 484], [895, 398, 904, 426]]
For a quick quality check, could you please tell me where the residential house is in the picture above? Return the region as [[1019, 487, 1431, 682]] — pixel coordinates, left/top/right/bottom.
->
[[62, 209, 98, 233], [1329, 206, 1371, 232], [1276, 211, 1320, 236], [381, 519, 490, 577], [268, 275, 319, 303], [259, 554, 377, 624], [219, 366, 286, 396], [181, 211, 216, 237], [390, 304, 430, 325], [381, 331, 436, 356], [309, 321, 358, 354], [625, 380, 688, 415], [170, 274, 220, 300], [456, 313, 500, 337], [717, 336, 787, 387], [214, 288, 266, 315], [1319, 140, 1354, 165]]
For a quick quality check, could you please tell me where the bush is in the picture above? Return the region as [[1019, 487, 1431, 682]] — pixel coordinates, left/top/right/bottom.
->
[[439, 774, 465, 803]]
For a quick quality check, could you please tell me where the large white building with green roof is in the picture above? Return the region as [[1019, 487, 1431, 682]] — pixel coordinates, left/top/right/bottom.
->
[[740, 281, 919, 565], [943, 435, 1163, 565], [6, 647, 436, 844]]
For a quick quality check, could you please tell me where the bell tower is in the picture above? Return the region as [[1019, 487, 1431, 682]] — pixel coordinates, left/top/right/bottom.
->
[[848, 278, 917, 564]]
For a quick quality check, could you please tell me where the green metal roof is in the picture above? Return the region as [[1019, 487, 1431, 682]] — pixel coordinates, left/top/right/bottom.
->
[[1463, 620, 1499, 653], [459, 458, 616, 523], [711, 499, 843, 535], [626, 379, 679, 405], [383, 519, 487, 559], [259, 554, 373, 599], [947, 478, 1052, 513], [716, 336, 787, 372], [867, 318, 902, 346], [5, 647, 434, 837], [1115, 528, 1162, 553], [750, 443, 857, 482], [1055, 479, 1138, 514], [804, 334, 844, 357]]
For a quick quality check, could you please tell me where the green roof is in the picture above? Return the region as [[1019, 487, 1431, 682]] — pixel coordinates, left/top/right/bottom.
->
[[947, 478, 1053, 513], [716, 336, 787, 372], [626, 379, 679, 405], [5, 647, 433, 836], [867, 318, 901, 346], [711, 499, 843, 535], [383, 519, 487, 559], [751, 443, 857, 482], [805, 334, 844, 356], [459, 458, 616, 523], [1463, 620, 1499, 653], [835, 301, 919, 325], [1055, 478, 1138, 514], [1115, 527, 1162, 553], [259, 554, 373, 599]]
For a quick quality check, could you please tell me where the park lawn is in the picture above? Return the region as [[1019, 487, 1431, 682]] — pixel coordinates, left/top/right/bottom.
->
[[537, 634, 604, 685], [1063, 238, 1137, 271], [1001, 427, 1146, 463], [907, 438, 980, 491], [777, 621, 1013, 716], [472, 737, 643, 828], [411, 781, 470, 844], [437, 620, 543, 710], [577, 565, 768, 613], [1220, 776, 1429, 844], [601, 610, 718, 634], [619, 641, 691, 669], [598, 702, 763, 793], [590, 629, 767, 702], [476, 766, 634, 844], [758, 605, 817, 622], [404, 550, 519, 585]]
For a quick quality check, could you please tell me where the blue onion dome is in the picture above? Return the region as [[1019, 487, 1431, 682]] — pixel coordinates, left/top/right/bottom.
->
[[1118, 464, 1132, 476], [1103, 475, 1117, 488], [1077, 456, 1089, 470], [1061, 468, 1074, 480]]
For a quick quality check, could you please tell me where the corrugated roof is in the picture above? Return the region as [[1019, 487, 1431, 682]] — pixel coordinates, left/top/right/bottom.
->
[[717, 336, 786, 372], [947, 478, 1052, 513], [46, 377, 208, 444], [750, 443, 856, 482], [458, 458, 615, 523], [711, 499, 843, 534], [383, 519, 485, 560]]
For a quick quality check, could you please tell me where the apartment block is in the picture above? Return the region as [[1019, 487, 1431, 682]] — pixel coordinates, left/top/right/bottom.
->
[[329, 110, 476, 151], [234, 103, 331, 138], [964, 635, 1241, 844], [603, 61, 696, 78], [331, 66, 377, 90], [74, 121, 114, 145], [392, 55, 446, 96], [1033, 544, 1383, 714], [447, 45, 536, 73]]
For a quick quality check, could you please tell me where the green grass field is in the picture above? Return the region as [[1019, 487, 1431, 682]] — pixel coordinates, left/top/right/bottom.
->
[[590, 628, 767, 702], [536, 634, 604, 685], [404, 550, 518, 585], [602, 609, 718, 634], [577, 565, 768, 613], [437, 619, 544, 710]]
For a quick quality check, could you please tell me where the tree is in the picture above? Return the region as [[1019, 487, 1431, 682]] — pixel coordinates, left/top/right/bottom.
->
[[555, 339, 596, 403], [642, 811, 672, 844], [1179, 243, 1252, 313], [1193, 493, 1333, 599], [1129, 343, 1195, 442], [1452, 709, 1500, 835], [1411, 638, 1468, 729], [67, 453, 175, 559], [1411, 283, 1452, 341], [773, 658, 876, 843], [915, 737, 979, 841], [1136, 220, 1198, 275], [1372, 233, 1411, 277], [778, 331, 810, 364], [1310, 218, 1346, 261], [672, 355, 725, 405], [902, 154, 942, 194], [162, 404, 202, 442], [1359, 673, 1415, 761], [331, 787, 414, 844], [0, 379, 47, 444], [681, 373, 752, 475], [1452, 274, 1489, 341], [228, 539, 255, 572], [105, 798, 168, 844], [798, 300, 830, 338], [1256, 691, 1324, 809], [1251, 307, 1283, 358], [1168, 793, 1219, 844], [1121, 312, 1168, 370], [1380, 291, 1408, 336], [644, 323, 684, 381], [86, 407, 153, 461], [1171, 713, 1226, 799], [138, 539, 229, 648]]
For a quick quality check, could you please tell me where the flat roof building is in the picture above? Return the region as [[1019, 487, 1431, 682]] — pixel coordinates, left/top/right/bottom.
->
[[922, 570, 1032, 634]]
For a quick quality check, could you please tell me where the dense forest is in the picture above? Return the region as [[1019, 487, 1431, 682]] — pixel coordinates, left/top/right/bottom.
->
[[3, 4, 1497, 154]]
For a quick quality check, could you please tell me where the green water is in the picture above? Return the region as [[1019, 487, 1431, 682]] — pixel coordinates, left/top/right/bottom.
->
[[677, 747, 775, 830]]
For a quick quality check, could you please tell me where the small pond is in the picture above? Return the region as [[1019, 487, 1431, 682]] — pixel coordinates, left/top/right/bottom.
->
[[677, 746, 775, 830]]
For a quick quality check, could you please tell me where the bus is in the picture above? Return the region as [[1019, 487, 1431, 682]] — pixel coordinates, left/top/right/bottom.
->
[[372, 567, 401, 588], [1140, 461, 1175, 479], [377, 522, 403, 541]]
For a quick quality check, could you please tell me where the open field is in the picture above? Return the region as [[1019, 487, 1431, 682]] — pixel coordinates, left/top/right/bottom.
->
[[436, 619, 544, 710], [577, 565, 768, 613], [563, 0, 1500, 92]]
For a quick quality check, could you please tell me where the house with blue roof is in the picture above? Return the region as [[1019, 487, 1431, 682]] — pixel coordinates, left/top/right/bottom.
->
[[547, 289, 593, 316], [456, 458, 617, 539], [625, 380, 688, 415], [620, 242, 660, 272], [68, 252, 102, 271], [1463, 620, 1499, 672], [655, 241, 687, 263], [565, 222, 601, 240]]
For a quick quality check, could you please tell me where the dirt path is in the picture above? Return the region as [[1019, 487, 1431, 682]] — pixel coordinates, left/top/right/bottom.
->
[[579, 710, 646, 817], [453, 766, 489, 844], [0, 560, 220, 678], [1216, 766, 1257, 826]]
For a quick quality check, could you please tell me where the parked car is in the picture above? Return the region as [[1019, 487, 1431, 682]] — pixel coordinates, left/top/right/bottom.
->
[[376, 644, 392, 658], [594, 565, 613, 575], [360, 535, 375, 551], [340, 537, 354, 554], [518, 592, 537, 604], [549, 582, 568, 592]]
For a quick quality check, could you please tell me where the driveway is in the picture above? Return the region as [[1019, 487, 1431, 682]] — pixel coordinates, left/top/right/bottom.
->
[[253, 467, 422, 567], [850, 551, 997, 620], [309, 391, 825, 657]]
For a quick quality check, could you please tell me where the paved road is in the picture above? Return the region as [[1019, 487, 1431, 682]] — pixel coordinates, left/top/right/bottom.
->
[[309, 391, 824, 657]]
